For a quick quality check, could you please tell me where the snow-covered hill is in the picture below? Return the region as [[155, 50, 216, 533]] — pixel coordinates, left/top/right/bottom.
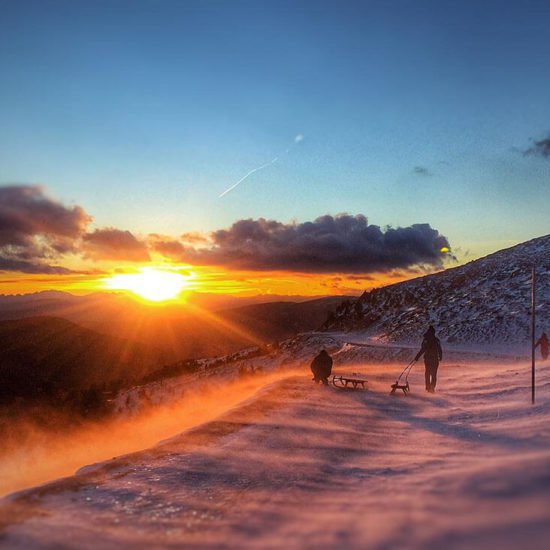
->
[[323, 235, 550, 346]]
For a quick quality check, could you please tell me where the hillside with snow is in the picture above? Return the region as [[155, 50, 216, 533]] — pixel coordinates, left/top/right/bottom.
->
[[323, 235, 550, 347]]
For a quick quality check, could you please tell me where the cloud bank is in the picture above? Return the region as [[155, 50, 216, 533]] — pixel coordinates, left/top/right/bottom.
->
[[158, 214, 452, 274], [0, 186, 452, 276], [83, 228, 150, 261], [0, 185, 91, 273], [0, 185, 148, 272]]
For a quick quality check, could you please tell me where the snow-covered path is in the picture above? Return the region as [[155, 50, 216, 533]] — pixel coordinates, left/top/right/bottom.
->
[[1, 360, 549, 549]]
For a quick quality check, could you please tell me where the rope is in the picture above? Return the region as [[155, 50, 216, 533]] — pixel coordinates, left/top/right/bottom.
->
[[396, 360, 416, 384]]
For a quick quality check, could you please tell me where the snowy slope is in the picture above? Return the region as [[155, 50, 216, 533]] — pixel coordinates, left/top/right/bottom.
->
[[323, 235, 550, 346], [1, 356, 549, 549]]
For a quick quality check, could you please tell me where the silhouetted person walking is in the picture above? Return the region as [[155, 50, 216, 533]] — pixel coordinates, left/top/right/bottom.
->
[[310, 349, 333, 386], [535, 331, 549, 360], [415, 326, 442, 393]]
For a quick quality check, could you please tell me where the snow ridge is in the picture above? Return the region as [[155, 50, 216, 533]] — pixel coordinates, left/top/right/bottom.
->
[[323, 235, 550, 346]]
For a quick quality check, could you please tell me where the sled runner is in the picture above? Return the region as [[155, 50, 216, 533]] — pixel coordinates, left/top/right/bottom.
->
[[332, 374, 368, 390], [390, 360, 416, 395]]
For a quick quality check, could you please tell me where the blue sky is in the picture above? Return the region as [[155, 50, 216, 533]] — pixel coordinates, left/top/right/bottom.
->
[[1, 0, 549, 260]]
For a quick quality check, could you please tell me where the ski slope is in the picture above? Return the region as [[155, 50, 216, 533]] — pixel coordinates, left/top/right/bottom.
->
[[1, 354, 549, 549]]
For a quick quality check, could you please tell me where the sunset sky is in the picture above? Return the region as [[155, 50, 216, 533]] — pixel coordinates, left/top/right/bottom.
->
[[1, 0, 549, 300]]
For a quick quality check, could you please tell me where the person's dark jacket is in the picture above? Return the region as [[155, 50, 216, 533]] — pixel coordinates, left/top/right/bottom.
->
[[310, 350, 333, 380], [415, 334, 442, 367]]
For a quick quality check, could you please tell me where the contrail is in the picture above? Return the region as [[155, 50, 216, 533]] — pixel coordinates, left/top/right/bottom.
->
[[219, 134, 304, 198], [219, 157, 279, 198]]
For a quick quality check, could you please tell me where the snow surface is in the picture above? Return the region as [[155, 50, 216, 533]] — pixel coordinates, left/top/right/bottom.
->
[[1, 338, 549, 549]]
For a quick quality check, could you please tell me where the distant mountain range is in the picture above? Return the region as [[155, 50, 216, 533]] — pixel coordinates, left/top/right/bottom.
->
[[323, 235, 550, 346], [0, 291, 351, 362], [219, 297, 350, 343]]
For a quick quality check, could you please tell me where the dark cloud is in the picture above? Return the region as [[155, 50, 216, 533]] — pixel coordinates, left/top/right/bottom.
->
[[0, 186, 453, 276], [0, 186, 90, 244], [154, 240, 186, 259], [345, 274, 376, 281], [83, 228, 150, 261], [0, 185, 92, 273], [148, 232, 207, 260], [0, 257, 74, 274], [162, 214, 451, 274], [413, 166, 432, 176], [523, 135, 550, 158], [149, 236, 188, 260]]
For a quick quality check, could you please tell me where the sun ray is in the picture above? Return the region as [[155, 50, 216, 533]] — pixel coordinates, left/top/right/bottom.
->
[[183, 301, 266, 349]]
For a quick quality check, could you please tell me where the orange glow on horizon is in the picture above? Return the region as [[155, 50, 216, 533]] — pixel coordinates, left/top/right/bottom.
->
[[0, 263, 431, 300]]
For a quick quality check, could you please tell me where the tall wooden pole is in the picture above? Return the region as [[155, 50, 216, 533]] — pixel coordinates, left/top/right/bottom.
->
[[531, 265, 536, 405]]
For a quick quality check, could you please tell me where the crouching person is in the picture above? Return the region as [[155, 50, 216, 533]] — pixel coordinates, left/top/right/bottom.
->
[[310, 349, 333, 386]]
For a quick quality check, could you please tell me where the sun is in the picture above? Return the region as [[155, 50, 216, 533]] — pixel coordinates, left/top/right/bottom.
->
[[103, 267, 191, 302]]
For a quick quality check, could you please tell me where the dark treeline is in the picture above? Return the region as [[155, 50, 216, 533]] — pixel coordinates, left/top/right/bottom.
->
[[0, 317, 168, 417], [0, 317, 274, 421]]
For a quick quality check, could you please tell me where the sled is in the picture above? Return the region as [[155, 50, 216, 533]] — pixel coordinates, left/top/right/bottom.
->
[[332, 374, 368, 390], [390, 381, 410, 395], [390, 360, 416, 396]]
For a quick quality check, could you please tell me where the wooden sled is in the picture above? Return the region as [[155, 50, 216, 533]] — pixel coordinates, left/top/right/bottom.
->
[[390, 381, 410, 395], [389, 360, 416, 396], [332, 374, 368, 390]]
